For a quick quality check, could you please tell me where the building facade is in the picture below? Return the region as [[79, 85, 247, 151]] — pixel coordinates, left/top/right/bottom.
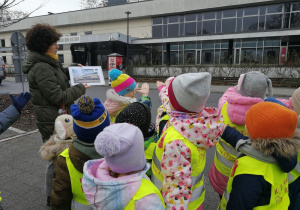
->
[[0, 0, 299, 70]]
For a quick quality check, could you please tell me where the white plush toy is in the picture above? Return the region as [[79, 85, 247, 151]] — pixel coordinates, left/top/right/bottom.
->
[[40, 114, 76, 163]]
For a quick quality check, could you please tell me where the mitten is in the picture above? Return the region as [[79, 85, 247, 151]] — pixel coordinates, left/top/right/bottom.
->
[[10, 92, 32, 112]]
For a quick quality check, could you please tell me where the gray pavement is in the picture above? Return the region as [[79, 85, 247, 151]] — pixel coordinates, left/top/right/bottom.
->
[[0, 76, 297, 209]]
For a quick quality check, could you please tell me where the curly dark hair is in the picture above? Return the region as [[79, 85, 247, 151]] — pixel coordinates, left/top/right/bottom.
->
[[25, 24, 62, 53]]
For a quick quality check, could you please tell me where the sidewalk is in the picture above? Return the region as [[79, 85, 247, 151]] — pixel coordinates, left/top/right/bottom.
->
[[0, 127, 219, 210], [0, 76, 296, 209]]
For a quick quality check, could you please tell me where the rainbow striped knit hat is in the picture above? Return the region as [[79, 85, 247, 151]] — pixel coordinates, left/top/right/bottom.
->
[[71, 96, 110, 144], [109, 69, 136, 96]]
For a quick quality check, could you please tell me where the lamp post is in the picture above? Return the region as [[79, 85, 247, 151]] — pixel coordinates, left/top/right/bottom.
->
[[125, 11, 131, 72]]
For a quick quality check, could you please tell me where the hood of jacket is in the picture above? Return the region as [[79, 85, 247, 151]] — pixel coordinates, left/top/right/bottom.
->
[[39, 136, 73, 161], [104, 89, 137, 117], [82, 159, 150, 210], [69, 140, 102, 173], [22, 50, 61, 74], [170, 107, 225, 148], [236, 132, 300, 173], [226, 89, 263, 125]]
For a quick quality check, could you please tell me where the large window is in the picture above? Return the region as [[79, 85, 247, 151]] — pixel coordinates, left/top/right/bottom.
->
[[152, 2, 299, 38]]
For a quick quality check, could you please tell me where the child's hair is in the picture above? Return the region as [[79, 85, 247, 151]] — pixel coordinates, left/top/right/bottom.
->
[[109, 69, 136, 96], [94, 123, 146, 174], [115, 102, 151, 137], [167, 72, 211, 113], [237, 71, 273, 99]]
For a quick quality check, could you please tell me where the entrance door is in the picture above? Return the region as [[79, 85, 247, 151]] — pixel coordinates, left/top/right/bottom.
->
[[234, 48, 241, 65]]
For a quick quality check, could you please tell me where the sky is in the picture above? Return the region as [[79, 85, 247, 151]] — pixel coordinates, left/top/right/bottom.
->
[[12, 0, 83, 17]]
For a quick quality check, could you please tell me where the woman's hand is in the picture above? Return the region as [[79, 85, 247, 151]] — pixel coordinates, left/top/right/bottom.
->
[[84, 83, 90, 89], [77, 64, 83, 67]]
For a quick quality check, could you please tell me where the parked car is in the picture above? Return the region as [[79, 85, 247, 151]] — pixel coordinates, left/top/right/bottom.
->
[[0, 56, 6, 84]]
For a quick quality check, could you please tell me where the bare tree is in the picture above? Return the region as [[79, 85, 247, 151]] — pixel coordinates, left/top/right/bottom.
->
[[0, 0, 47, 29], [81, 0, 107, 9]]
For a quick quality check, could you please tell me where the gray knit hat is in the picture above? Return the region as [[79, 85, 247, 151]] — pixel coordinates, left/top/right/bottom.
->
[[292, 87, 300, 115], [237, 71, 273, 99], [168, 72, 211, 112]]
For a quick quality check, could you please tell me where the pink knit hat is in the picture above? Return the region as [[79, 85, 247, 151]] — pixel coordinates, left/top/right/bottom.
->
[[94, 123, 146, 174]]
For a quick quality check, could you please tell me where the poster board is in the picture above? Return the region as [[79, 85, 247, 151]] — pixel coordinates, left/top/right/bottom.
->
[[68, 66, 105, 86]]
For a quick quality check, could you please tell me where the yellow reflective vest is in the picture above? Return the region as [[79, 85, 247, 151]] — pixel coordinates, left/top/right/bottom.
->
[[214, 102, 247, 177], [60, 148, 91, 210], [151, 126, 206, 210], [124, 178, 165, 209], [219, 156, 289, 210]]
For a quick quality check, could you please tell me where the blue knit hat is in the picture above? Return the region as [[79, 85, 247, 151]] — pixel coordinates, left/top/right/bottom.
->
[[71, 96, 110, 144]]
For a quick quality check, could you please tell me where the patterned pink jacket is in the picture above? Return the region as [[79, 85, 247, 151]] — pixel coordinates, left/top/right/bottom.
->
[[157, 81, 225, 210]]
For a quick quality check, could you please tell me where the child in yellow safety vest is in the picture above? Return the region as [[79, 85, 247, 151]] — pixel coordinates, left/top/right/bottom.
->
[[208, 71, 292, 198], [115, 102, 157, 177], [51, 96, 110, 210], [152, 72, 225, 210], [219, 102, 300, 210], [82, 123, 165, 210]]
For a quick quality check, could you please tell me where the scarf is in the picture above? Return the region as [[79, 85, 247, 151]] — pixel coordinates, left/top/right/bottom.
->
[[45, 52, 58, 61]]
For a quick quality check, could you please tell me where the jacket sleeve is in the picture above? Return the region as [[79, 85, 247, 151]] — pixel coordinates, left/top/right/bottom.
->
[[135, 194, 165, 210], [51, 156, 72, 210], [227, 174, 270, 210], [0, 105, 20, 134], [161, 140, 192, 210], [35, 64, 85, 107], [158, 83, 172, 116], [221, 126, 248, 148], [64, 84, 86, 106], [139, 95, 152, 109], [218, 86, 237, 110]]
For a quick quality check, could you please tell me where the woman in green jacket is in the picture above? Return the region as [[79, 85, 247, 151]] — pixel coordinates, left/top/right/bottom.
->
[[22, 23, 89, 206]]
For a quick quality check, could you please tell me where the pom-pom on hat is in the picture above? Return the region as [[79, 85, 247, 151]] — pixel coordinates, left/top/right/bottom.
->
[[109, 69, 137, 96], [168, 72, 211, 113], [115, 102, 151, 137], [71, 96, 110, 144], [94, 123, 146, 174], [237, 71, 273, 99], [292, 87, 300, 115], [245, 102, 298, 140]]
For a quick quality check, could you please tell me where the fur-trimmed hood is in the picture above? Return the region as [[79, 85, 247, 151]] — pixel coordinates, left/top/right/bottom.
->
[[104, 89, 136, 117], [39, 135, 73, 161], [235, 131, 300, 172], [252, 130, 300, 159]]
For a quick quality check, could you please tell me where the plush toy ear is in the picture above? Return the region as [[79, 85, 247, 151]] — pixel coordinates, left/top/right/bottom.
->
[[55, 120, 67, 140], [237, 74, 245, 92], [267, 78, 273, 97]]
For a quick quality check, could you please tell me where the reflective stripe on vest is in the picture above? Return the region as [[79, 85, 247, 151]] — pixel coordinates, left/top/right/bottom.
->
[[124, 178, 165, 209], [60, 149, 91, 210], [288, 152, 300, 184], [214, 102, 246, 177], [151, 126, 206, 209], [219, 156, 289, 210]]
